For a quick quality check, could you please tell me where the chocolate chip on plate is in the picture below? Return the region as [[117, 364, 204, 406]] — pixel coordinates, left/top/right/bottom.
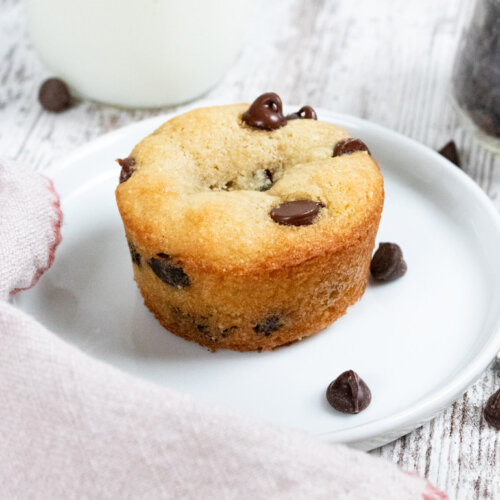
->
[[484, 388, 500, 429], [38, 78, 71, 112], [254, 315, 282, 336], [326, 370, 372, 414], [242, 92, 287, 130], [116, 157, 136, 183], [438, 140, 461, 168], [333, 138, 371, 157], [370, 242, 407, 281], [286, 105, 318, 121], [148, 253, 190, 288], [270, 200, 324, 226]]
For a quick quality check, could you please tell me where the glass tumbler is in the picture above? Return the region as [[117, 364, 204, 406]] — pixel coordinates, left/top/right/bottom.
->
[[452, 0, 500, 152], [25, 0, 253, 109]]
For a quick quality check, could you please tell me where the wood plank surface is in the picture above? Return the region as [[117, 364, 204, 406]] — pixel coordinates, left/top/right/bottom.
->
[[1, 0, 498, 498]]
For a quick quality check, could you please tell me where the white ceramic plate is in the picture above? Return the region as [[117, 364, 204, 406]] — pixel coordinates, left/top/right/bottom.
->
[[15, 105, 500, 451]]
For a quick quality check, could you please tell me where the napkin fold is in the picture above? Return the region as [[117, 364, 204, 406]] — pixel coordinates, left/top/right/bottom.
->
[[0, 158, 447, 499]]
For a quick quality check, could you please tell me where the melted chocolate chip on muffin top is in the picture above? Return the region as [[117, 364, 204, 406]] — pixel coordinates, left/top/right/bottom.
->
[[117, 157, 136, 183], [242, 92, 287, 130], [270, 200, 324, 226], [286, 105, 317, 121], [333, 138, 371, 157]]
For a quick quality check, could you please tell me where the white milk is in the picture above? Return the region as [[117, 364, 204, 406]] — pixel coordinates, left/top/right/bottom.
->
[[25, 0, 252, 108]]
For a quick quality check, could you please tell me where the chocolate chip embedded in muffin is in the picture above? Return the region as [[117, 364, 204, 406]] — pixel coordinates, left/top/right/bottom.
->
[[270, 200, 324, 226], [221, 326, 238, 338], [38, 78, 71, 112], [263, 169, 274, 189], [286, 106, 318, 121], [484, 388, 500, 429], [333, 138, 371, 157], [117, 157, 136, 184], [438, 140, 461, 168], [254, 169, 274, 191], [128, 240, 141, 266], [148, 253, 190, 288], [254, 315, 283, 336], [242, 92, 287, 130], [326, 370, 372, 414], [370, 242, 407, 281]]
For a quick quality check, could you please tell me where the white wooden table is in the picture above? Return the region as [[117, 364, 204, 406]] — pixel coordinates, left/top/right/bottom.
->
[[1, 0, 499, 498]]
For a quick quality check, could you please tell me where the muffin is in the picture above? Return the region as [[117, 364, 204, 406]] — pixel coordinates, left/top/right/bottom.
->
[[115, 93, 384, 351]]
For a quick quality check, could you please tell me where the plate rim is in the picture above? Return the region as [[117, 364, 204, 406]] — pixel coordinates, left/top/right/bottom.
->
[[39, 102, 500, 448]]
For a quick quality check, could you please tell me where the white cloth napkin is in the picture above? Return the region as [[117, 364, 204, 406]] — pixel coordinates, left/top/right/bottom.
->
[[0, 158, 447, 499]]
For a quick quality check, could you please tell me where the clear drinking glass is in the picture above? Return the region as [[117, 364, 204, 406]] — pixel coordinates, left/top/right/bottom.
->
[[452, 0, 500, 153], [25, 0, 253, 109]]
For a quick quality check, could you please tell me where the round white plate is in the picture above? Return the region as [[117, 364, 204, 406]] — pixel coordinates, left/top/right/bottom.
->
[[15, 105, 500, 451]]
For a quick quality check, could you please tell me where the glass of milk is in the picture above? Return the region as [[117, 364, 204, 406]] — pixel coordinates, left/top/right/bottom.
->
[[25, 0, 253, 108]]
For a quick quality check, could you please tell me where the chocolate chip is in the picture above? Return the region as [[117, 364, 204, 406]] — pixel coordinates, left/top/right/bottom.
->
[[438, 140, 461, 168], [38, 78, 71, 112], [254, 315, 282, 336], [258, 169, 274, 191], [333, 138, 370, 157], [242, 92, 287, 130], [148, 254, 190, 288], [286, 105, 318, 120], [117, 157, 136, 183], [270, 200, 324, 226], [222, 326, 237, 338], [370, 242, 407, 281], [484, 388, 500, 429], [326, 370, 371, 414], [128, 240, 141, 266]]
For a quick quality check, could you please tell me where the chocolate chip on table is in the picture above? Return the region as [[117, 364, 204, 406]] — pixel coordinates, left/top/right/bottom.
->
[[38, 78, 71, 112], [254, 315, 282, 336], [326, 370, 372, 414], [286, 105, 318, 121], [333, 138, 371, 157], [128, 240, 141, 266], [484, 388, 500, 429], [116, 157, 136, 183], [438, 140, 461, 168], [242, 92, 287, 130], [370, 242, 407, 281], [270, 200, 324, 226], [148, 253, 190, 288]]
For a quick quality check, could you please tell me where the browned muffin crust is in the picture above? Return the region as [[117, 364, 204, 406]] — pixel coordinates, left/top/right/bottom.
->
[[116, 102, 384, 351]]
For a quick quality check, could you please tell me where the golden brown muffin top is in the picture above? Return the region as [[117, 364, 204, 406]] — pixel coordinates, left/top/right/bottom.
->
[[116, 103, 384, 273]]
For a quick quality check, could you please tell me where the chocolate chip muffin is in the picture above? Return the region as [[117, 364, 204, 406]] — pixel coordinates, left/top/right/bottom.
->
[[115, 93, 384, 351]]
